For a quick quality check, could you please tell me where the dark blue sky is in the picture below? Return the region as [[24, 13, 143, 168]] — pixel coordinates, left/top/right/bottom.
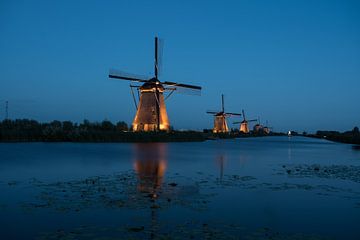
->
[[1, 0, 359, 132]]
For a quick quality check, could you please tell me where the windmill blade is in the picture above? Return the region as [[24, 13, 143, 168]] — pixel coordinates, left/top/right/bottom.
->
[[221, 94, 224, 112], [248, 119, 258, 122], [233, 121, 241, 124], [242, 109, 246, 121], [162, 81, 201, 90], [156, 38, 164, 78], [206, 111, 218, 114], [162, 81, 201, 95], [170, 86, 201, 96], [109, 69, 149, 83], [154, 37, 159, 78], [225, 112, 242, 116]]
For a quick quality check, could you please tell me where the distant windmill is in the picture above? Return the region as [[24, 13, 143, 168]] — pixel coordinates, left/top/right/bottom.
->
[[109, 37, 202, 132], [263, 120, 272, 134], [233, 109, 257, 133], [206, 94, 241, 133], [253, 117, 263, 133]]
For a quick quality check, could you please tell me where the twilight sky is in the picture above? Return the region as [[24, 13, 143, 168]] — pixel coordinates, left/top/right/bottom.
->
[[0, 0, 359, 132]]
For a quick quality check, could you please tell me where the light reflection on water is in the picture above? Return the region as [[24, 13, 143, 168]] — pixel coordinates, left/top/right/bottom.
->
[[0, 136, 360, 239], [132, 143, 168, 240], [133, 143, 167, 198]]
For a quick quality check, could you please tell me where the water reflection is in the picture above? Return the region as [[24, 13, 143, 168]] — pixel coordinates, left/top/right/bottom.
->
[[288, 137, 293, 161], [132, 143, 167, 239], [133, 143, 167, 198], [352, 145, 360, 151], [214, 141, 228, 182], [216, 155, 226, 182]]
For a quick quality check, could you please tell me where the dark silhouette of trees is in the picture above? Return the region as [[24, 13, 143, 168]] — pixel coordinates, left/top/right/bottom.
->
[[314, 127, 360, 145], [0, 119, 206, 142], [0, 119, 130, 142], [116, 121, 128, 131]]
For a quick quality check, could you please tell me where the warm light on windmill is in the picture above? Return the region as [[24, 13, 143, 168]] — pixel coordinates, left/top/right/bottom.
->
[[233, 109, 258, 133], [207, 94, 242, 133], [109, 37, 202, 132]]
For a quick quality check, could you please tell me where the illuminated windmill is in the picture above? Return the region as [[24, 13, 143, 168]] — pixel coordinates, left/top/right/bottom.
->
[[109, 37, 202, 132], [233, 110, 257, 133], [206, 94, 241, 133]]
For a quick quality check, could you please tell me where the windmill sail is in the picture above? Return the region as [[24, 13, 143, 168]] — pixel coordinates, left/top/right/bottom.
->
[[156, 38, 164, 78], [109, 69, 149, 82], [163, 81, 201, 96]]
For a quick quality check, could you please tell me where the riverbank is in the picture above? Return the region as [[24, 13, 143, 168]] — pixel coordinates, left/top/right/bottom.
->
[[0, 119, 205, 142], [0, 119, 283, 143], [306, 128, 360, 146], [0, 130, 208, 143], [0, 130, 286, 143]]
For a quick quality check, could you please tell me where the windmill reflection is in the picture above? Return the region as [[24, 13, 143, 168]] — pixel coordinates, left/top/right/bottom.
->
[[132, 143, 167, 239], [133, 143, 167, 198]]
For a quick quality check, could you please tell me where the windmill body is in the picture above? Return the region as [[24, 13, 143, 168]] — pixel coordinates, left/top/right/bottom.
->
[[253, 123, 263, 132], [132, 80, 170, 131], [240, 121, 257, 133], [235, 110, 257, 133], [263, 126, 271, 134], [240, 121, 250, 133], [213, 113, 229, 133], [109, 37, 201, 132], [262, 121, 272, 134], [207, 95, 241, 133]]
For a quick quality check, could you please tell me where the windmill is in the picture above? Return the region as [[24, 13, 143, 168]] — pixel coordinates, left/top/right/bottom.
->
[[109, 37, 201, 132], [253, 117, 263, 133], [233, 110, 257, 133], [263, 120, 272, 134], [206, 94, 241, 133]]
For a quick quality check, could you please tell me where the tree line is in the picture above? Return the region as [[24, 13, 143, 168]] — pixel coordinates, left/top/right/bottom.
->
[[313, 127, 360, 145], [0, 119, 128, 142], [0, 119, 206, 142]]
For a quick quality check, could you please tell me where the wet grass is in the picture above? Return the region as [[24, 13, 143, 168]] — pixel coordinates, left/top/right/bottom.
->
[[279, 164, 360, 183]]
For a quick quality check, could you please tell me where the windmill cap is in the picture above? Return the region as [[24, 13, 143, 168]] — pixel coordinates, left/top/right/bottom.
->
[[140, 78, 165, 90]]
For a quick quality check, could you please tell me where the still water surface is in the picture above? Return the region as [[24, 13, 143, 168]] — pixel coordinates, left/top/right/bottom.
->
[[0, 136, 359, 239]]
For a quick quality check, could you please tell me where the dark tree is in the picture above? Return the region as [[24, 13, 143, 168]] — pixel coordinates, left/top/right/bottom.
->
[[116, 121, 128, 131]]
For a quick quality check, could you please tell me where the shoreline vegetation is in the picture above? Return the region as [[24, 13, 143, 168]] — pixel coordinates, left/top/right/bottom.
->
[[0, 119, 281, 143], [0, 119, 203, 143], [0, 119, 359, 145], [307, 127, 360, 146]]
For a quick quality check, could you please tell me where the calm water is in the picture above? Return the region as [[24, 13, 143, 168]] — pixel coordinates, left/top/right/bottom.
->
[[0, 136, 359, 239]]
